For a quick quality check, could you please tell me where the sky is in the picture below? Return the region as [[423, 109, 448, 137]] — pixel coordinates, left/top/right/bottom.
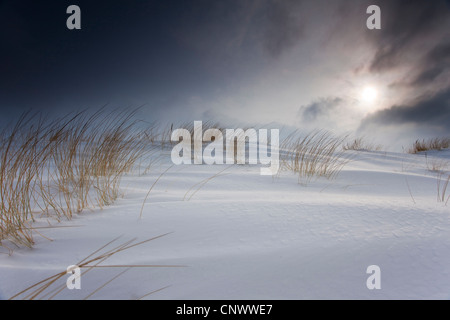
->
[[0, 0, 449, 149]]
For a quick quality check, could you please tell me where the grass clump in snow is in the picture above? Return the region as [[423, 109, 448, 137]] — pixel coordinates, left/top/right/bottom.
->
[[408, 137, 450, 154], [9, 234, 181, 300], [0, 109, 154, 252], [280, 130, 350, 184], [437, 172, 450, 205], [343, 137, 383, 152], [0, 112, 52, 248]]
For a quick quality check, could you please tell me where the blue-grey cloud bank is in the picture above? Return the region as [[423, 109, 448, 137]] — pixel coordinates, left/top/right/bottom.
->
[[0, 0, 449, 149]]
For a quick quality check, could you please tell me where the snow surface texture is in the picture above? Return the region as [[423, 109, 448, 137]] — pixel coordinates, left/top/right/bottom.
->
[[1, 149, 449, 300]]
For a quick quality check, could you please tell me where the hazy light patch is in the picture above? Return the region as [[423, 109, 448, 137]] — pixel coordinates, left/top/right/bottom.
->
[[361, 86, 378, 104]]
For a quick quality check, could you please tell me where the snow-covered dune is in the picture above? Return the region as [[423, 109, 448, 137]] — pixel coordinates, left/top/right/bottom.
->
[[1, 149, 449, 299]]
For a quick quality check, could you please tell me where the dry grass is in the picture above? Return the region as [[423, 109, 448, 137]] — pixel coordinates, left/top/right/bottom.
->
[[425, 154, 449, 174], [343, 137, 383, 152], [167, 121, 255, 164], [159, 123, 174, 149], [140, 164, 174, 218], [9, 234, 183, 300], [437, 173, 450, 205], [183, 165, 233, 201], [0, 109, 155, 252], [280, 130, 350, 183], [421, 152, 450, 205], [50, 109, 149, 212], [0, 112, 53, 249], [408, 138, 450, 154]]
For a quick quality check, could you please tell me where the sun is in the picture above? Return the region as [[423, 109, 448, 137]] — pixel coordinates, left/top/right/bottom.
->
[[361, 86, 378, 103]]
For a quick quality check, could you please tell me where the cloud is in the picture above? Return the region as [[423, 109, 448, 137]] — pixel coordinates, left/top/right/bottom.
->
[[368, 0, 450, 73], [262, 0, 304, 58], [356, 88, 450, 150], [408, 42, 450, 87], [299, 97, 343, 122], [359, 88, 450, 133], [296, 96, 365, 134], [173, 0, 306, 60]]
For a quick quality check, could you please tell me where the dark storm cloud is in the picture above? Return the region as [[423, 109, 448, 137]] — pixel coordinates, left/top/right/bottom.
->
[[1, 0, 448, 140], [408, 42, 450, 87], [0, 0, 309, 122], [173, 0, 305, 60], [0, 0, 244, 119], [361, 0, 450, 98], [296, 96, 363, 134], [368, 0, 450, 73], [299, 97, 343, 122], [262, 0, 304, 58], [360, 88, 450, 132]]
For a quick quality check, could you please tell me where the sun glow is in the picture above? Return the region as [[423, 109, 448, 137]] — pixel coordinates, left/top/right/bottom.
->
[[361, 86, 378, 104]]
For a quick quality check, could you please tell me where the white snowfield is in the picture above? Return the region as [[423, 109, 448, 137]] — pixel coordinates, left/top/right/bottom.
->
[[0, 149, 449, 300]]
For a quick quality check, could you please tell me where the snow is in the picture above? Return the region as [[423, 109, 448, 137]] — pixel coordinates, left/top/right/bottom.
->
[[1, 149, 449, 299]]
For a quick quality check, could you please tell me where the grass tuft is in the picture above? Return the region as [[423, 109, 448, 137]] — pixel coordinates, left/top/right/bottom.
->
[[9, 234, 182, 300], [343, 137, 383, 152], [408, 137, 450, 154], [0, 109, 155, 251], [280, 130, 350, 183]]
